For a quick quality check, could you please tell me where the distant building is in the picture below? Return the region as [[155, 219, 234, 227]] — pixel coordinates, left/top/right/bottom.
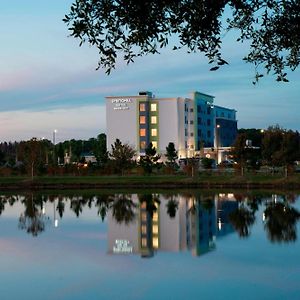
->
[[80, 152, 97, 164], [106, 91, 237, 161]]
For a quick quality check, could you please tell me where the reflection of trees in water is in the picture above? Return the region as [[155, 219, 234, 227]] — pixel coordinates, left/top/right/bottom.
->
[[56, 197, 65, 219], [95, 195, 113, 221], [2, 192, 300, 243], [18, 194, 50, 237], [229, 206, 256, 238], [264, 202, 300, 243], [111, 194, 137, 224], [70, 195, 88, 217], [229, 195, 266, 238], [164, 194, 178, 218], [0, 195, 19, 216], [166, 199, 179, 218], [138, 194, 160, 218]]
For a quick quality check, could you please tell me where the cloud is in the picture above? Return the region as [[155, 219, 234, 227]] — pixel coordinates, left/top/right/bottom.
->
[[0, 105, 106, 142]]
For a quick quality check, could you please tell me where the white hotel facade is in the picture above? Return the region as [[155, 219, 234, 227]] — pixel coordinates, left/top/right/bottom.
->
[[106, 91, 237, 159]]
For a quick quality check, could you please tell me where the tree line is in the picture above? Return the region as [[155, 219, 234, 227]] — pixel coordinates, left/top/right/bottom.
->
[[0, 125, 299, 177], [232, 125, 300, 172], [1, 192, 299, 244]]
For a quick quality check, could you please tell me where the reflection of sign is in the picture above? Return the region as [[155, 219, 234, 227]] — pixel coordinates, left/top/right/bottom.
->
[[113, 239, 133, 253], [112, 98, 132, 111]]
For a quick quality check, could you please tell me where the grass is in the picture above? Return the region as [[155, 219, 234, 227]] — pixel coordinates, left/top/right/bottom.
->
[[0, 173, 299, 190]]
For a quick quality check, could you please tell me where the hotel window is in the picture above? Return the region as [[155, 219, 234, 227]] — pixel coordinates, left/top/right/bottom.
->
[[139, 103, 146, 111], [141, 238, 147, 247], [207, 130, 211, 138], [153, 237, 159, 249], [190, 120, 194, 124], [153, 212, 158, 222], [151, 128, 157, 136], [207, 119, 211, 126], [152, 225, 158, 234], [141, 225, 147, 234], [139, 116, 146, 124], [140, 128, 146, 137], [190, 108, 194, 112], [152, 141, 158, 149], [151, 116, 157, 124], [141, 212, 147, 222], [150, 103, 157, 112], [140, 141, 146, 149], [190, 132, 194, 137], [198, 129, 202, 137]]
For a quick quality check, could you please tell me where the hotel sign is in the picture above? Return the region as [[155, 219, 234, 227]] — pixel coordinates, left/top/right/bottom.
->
[[112, 98, 132, 110], [113, 239, 133, 254]]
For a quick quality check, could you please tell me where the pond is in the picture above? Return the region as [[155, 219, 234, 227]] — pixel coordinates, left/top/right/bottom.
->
[[0, 191, 299, 300]]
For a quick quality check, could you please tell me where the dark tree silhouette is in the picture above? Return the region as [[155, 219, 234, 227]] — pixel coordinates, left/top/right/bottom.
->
[[18, 194, 50, 237], [64, 0, 300, 82], [264, 202, 300, 243], [229, 206, 256, 238], [111, 194, 137, 224]]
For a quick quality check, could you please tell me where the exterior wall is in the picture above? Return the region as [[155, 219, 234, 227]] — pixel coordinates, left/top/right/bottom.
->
[[106, 91, 237, 159], [106, 96, 143, 152], [215, 118, 238, 147], [214, 105, 237, 147], [157, 98, 179, 155], [191, 91, 215, 149]]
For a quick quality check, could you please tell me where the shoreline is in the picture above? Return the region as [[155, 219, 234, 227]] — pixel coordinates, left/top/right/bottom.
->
[[0, 175, 299, 191]]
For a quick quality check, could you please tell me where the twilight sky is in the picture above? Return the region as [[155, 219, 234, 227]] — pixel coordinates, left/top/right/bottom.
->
[[0, 0, 299, 143]]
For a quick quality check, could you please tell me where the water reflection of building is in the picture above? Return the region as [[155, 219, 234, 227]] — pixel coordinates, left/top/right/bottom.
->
[[108, 194, 238, 258], [216, 194, 239, 237], [186, 197, 216, 256]]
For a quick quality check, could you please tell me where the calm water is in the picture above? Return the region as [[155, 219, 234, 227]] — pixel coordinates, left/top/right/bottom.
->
[[0, 191, 300, 300]]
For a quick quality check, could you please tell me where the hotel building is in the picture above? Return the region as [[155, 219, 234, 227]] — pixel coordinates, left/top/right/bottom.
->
[[106, 91, 237, 160]]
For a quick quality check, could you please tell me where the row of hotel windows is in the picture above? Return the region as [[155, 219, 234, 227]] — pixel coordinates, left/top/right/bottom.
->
[[185, 129, 212, 138], [140, 141, 157, 149], [139, 116, 157, 124], [140, 128, 157, 137], [184, 117, 213, 126], [139, 103, 157, 112]]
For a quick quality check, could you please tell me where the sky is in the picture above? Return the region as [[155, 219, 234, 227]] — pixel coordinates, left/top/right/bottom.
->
[[0, 1, 299, 143]]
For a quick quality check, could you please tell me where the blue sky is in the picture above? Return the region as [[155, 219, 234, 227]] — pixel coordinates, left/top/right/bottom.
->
[[0, 0, 299, 142]]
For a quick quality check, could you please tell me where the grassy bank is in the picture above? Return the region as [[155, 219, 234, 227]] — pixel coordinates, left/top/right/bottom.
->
[[0, 173, 299, 191]]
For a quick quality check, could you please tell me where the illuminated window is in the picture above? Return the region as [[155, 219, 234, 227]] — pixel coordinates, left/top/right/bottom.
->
[[140, 141, 146, 149], [141, 238, 147, 247], [141, 212, 147, 221], [151, 103, 157, 112], [151, 116, 157, 124], [141, 201, 146, 209], [152, 225, 158, 234], [152, 141, 157, 149], [139, 116, 146, 124], [153, 237, 159, 249], [151, 128, 157, 136], [153, 212, 158, 222], [139, 103, 146, 112], [140, 128, 146, 137], [141, 225, 147, 234]]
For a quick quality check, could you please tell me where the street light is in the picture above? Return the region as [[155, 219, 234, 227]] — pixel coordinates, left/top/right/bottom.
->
[[53, 129, 57, 145]]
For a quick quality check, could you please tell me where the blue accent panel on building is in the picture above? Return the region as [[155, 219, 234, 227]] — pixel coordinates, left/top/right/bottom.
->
[[216, 118, 237, 147]]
